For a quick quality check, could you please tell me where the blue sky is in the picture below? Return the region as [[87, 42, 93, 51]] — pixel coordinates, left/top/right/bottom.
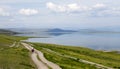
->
[[0, 0, 120, 29]]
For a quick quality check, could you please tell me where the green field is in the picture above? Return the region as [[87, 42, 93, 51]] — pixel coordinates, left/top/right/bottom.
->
[[0, 34, 36, 69], [32, 43, 120, 69]]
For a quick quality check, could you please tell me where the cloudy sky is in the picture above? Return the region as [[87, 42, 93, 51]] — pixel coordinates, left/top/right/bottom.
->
[[0, 0, 120, 29]]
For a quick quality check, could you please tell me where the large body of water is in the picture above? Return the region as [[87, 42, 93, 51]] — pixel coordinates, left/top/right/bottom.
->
[[18, 31, 120, 51]]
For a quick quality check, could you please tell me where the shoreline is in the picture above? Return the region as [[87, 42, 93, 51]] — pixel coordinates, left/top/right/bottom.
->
[[0, 34, 120, 68], [23, 39, 120, 52], [31, 42, 120, 68]]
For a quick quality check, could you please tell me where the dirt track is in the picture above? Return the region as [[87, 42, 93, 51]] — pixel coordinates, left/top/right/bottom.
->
[[21, 42, 61, 69]]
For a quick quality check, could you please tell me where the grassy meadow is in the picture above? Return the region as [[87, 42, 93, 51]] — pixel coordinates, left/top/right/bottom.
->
[[31, 43, 120, 69], [0, 34, 120, 69], [0, 34, 36, 69]]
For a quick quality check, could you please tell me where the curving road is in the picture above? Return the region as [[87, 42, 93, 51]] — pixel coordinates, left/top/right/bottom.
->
[[21, 42, 61, 69], [22, 43, 48, 69]]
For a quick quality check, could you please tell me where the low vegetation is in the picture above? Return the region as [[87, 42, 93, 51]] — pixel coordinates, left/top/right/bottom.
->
[[32, 43, 120, 69], [0, 33, 120, 69], [0, 34, 36, 69]]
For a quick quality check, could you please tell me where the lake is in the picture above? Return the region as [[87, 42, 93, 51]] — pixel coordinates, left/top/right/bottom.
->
[[18, 31, 120, 51]]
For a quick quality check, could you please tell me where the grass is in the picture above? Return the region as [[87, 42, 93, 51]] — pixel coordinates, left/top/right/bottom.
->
[[0, 34, 36, 69], [32, 43, 120, 69], [0, 34, 120, 69], [32, 45, 97, 69]]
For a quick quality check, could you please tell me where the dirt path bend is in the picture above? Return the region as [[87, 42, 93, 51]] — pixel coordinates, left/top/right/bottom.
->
[[10, 41, 16, 47], [36, 49, 61, 69], [21, 43, 48, 69], [21, 42, 61, 69]]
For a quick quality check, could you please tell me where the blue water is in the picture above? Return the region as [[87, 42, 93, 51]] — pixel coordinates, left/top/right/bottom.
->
[[25, 32, 120, 51]]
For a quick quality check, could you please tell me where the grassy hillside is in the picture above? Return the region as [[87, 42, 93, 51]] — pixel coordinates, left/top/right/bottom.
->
[[0, 33, 120, 69], [32, 43, 120, 69], [0, 34, 36, 69]]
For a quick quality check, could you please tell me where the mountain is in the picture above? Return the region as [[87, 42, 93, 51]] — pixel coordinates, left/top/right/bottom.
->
[[78, 28, 120, 33], [0, 29, 18, 35], [47, 28, 77, 32], [8, 28, 48, 34]]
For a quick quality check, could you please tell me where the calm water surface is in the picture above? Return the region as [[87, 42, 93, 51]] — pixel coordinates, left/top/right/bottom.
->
[[24, 32, 120, 51]]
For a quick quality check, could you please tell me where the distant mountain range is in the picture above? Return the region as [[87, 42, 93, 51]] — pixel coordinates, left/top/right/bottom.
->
[[78, 29, 120, 33], [2, 28, 120, 35], [8, 28, 77, 33], [46, 28, 77, 32], [0, 29, 18, 35]]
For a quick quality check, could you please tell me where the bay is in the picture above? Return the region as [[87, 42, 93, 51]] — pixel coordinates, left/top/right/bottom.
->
[[21, 32, 120, 51]]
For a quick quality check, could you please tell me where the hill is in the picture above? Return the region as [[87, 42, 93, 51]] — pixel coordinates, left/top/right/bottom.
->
[[0, 29, 18, 35], [47, 28, 77, 32]]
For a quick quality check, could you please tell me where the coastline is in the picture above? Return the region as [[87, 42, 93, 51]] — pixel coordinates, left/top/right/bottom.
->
[[0, 34, 120, 69]]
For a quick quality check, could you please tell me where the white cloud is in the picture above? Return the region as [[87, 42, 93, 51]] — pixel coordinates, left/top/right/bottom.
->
[[96, 8, 120, 16], [46, 2, 56, 10], [46, 2, 120, 17], [67, 4, 80, 11], [46, 2, 107, 13], [46, 2, 91, 13], [46, 2, 66, 12], [93, 3, 106, 9], [90, 4, 120, 17], [19, 8, 39, 16], [0, 7, 10, 16]]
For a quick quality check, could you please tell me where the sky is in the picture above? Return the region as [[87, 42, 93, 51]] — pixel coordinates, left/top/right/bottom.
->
[[0, 0, 120, 29]]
